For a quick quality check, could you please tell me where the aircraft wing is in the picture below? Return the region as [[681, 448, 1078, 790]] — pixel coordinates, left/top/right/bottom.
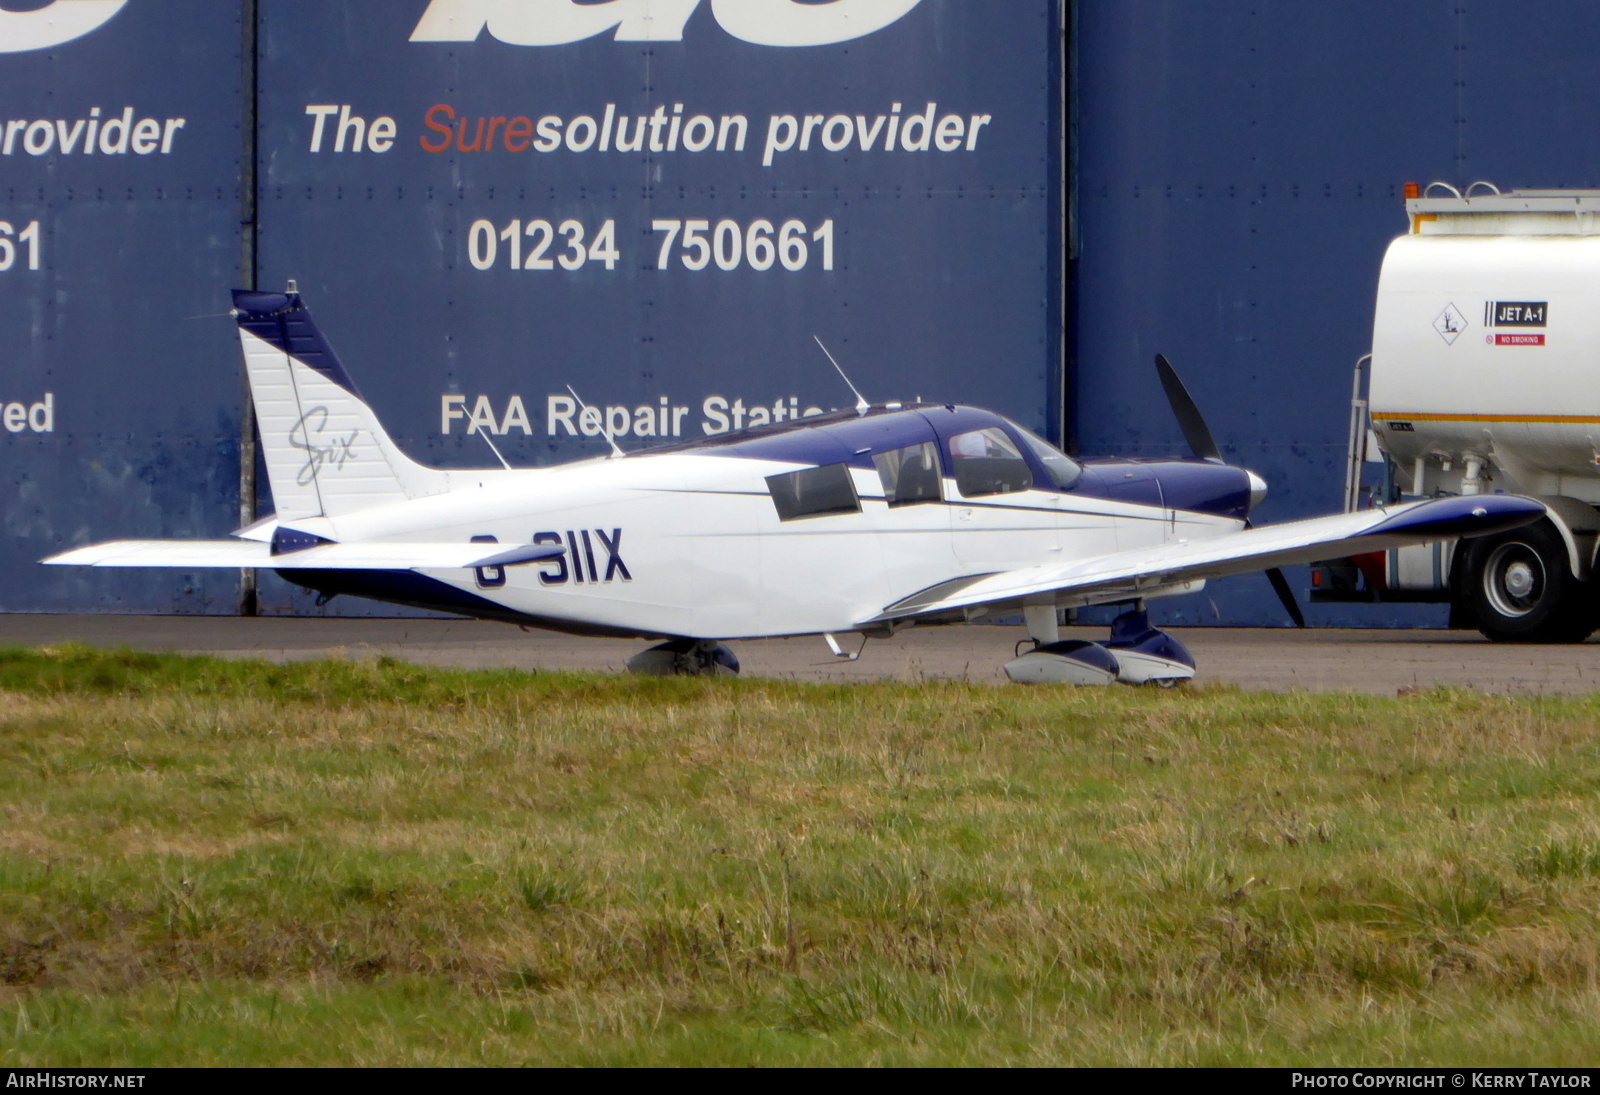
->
[[42, 540, 562, 570], [866, 494, 1546, 623]]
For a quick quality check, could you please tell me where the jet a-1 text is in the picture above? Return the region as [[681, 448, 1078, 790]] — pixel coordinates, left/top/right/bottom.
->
[[44, 287, 1544, 684]]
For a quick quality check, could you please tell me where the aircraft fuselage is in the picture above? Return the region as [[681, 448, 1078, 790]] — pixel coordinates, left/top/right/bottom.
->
[[277, 403, 1253, 640]]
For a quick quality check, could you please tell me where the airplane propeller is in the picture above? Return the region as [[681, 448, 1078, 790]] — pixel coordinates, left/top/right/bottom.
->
[[1154, 353, 1306, 628], [1154, 353, 1221, 463]]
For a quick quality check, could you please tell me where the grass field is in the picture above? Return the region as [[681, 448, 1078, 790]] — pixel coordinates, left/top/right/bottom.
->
[[3, 644, 1600, 1065]]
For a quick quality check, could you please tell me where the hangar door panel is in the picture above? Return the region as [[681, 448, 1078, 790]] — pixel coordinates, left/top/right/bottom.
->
[[252, 0, 1061, 616]]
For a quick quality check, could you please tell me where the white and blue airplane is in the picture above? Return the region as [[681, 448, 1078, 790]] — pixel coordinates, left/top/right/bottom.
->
[[45, 286, 1543, 684]]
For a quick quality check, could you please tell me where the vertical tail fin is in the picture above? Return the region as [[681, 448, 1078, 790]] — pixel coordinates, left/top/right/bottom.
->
[[232, 288, 445, 521]]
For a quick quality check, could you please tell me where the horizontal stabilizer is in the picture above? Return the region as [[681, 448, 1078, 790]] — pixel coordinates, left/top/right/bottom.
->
[[44, 540, 273, 569], [867, 494, 1546, 623], [43, 540, 563, 571]]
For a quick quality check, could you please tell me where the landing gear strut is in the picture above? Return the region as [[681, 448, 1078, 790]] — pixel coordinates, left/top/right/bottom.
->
[[1003, 605, 1195, 686], [626, 639, 741, 677]]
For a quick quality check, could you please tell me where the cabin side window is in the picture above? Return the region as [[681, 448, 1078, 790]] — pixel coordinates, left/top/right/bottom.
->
[[948, 428, 1034, 497], [766, 463, 862, 521], [872, 441, 942, 507]]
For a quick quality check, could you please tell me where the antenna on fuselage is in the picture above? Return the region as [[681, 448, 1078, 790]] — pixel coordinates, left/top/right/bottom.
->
[[813, 336, 870, 416], [477, 429, 512, 470], [566, 384, 625, 459]]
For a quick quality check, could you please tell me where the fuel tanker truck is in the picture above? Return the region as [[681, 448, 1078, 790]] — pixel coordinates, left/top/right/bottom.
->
[[1314, 185, 1600, 641]]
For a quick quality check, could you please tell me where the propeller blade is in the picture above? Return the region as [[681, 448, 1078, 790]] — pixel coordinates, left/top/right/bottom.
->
[[1154, 353, 1221, 462], [1265, 566, 1307, 628]]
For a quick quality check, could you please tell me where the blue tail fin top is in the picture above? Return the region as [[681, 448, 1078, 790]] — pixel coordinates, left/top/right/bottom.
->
[[231, 288, 362, 397]]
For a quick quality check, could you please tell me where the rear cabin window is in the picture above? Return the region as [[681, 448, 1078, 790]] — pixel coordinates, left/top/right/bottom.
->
[[767, 463, 861, 521], [872, 441, 942, 507], [949, 428, 1034, 497]]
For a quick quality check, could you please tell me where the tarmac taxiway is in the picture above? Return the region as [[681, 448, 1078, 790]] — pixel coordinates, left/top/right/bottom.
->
[[1, 615, 1598, 694]]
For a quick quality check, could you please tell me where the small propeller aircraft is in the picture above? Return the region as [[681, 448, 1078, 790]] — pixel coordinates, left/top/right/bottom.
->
[[45, 286, 1544, 685]]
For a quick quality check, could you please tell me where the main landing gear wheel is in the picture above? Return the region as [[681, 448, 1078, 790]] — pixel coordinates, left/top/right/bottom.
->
[[1459, 521, 1596, 643], [1002, 607, 1196, 686], [626, 639, 741, 677]]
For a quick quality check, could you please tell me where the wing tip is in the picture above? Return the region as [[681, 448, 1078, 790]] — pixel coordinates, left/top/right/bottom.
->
[[1369, 494, 1545, 540]]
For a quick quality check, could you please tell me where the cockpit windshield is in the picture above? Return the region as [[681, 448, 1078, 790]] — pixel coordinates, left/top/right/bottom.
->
[[1012, 425, 1083, 490]]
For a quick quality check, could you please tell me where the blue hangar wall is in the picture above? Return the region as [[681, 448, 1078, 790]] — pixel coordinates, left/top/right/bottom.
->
[[24, 0, 1599, 628], [2, 0, 1061, 617], [0, 0, 246, 613], [1071, 0, 1600, 627]]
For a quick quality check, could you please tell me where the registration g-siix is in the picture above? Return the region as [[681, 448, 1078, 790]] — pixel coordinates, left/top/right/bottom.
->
[[46, 289, 1544, 685]]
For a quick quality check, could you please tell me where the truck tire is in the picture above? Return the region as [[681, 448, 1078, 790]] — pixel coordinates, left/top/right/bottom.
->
[[1459, 521, 1596, 643]]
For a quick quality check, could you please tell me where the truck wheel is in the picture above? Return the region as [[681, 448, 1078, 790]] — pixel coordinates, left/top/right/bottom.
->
[[1460, 522, 1596, 643]]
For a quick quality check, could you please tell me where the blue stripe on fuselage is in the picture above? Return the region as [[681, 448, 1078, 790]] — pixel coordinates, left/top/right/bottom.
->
[[276, 568, 673, 640]]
